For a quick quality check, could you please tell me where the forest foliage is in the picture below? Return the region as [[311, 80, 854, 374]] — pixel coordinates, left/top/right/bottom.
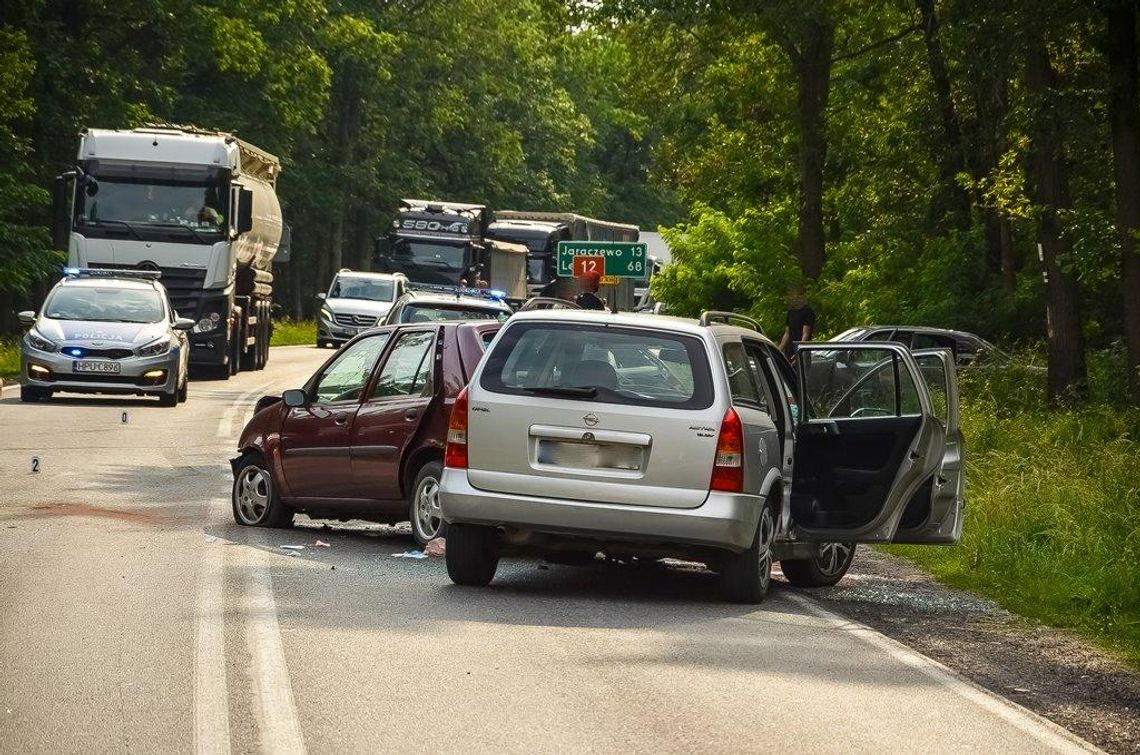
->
[[2, 0, 1139, 403]]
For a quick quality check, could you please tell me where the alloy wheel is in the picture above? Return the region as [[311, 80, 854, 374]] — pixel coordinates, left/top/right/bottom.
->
[[756, 505, 776, 592], [816, 542, 854, 578], [236, 466, 271, 524], [414, 476, 443, 541]]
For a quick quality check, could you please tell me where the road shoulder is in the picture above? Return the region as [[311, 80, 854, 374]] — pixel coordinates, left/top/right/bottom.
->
[[795, 549, 1140, 754]]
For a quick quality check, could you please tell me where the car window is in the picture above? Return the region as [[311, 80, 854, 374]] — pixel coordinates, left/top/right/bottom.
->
[[369, 330, 434, 399], [44, 286, 165, 323], [888, 330, 911, 346], [800, 347, 921, 420], [482, 322, 713, 410], [723, 342, 764, 409], [313, 333, 390, 404], [915, 356, 949, 426], [865, 329, 894, 341], [912, 332, 958, 356], [401, 305, 508, 323]]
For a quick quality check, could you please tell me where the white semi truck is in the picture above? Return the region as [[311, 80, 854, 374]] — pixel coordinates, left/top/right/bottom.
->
[[53, 126, 285, 378]]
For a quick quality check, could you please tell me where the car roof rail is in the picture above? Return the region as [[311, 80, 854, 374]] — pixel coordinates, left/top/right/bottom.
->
[[63, 267, 161, 281], [698, 310, 764, 334]]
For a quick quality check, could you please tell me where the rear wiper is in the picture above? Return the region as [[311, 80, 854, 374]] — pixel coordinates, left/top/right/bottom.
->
[[85, 219, 143, 241], [522, 386, 598, 398]]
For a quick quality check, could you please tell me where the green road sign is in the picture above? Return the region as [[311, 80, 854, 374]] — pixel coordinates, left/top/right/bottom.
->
[[557, 241, 649, 278]]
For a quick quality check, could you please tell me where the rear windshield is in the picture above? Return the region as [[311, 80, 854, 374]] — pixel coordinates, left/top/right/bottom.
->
[[480, 322, 714, 409], [400, 304, 508, 323]]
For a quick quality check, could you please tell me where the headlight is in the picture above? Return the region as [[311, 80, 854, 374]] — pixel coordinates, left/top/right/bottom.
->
[[320, 306, 335, 322], [137, 337, 172, 357], [193, 312, 222, 333], [25, 330, 57, 353]]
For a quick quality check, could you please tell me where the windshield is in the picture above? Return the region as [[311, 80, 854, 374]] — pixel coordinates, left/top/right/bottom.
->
[[480, 322, 714, 409], [43, 286, 165, 323], [76, 164, 228, 235], [330, 277, 395, 302], [527, 256, 548, 283], [400, 305, 509, 324], [394, 240, 468, 272]]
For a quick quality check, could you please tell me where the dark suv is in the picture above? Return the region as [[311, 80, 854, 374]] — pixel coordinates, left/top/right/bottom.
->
[[230, 320, 500, 545]]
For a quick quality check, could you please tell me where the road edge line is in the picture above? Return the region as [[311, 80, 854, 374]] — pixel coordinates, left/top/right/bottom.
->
[[782, 591, 1103, 754], [245, 551, 306, 755], [193, 497, 232, 755]]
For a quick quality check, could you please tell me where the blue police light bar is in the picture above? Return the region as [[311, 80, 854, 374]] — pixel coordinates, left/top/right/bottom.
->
[[63, 267, 162, 281]]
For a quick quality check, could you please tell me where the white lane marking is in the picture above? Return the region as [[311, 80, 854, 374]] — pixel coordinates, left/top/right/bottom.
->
[[193, 497, 232, 755], [216, 380, 279, 439], [783, 591, 1102, 754], [245, 551, 307, 755]]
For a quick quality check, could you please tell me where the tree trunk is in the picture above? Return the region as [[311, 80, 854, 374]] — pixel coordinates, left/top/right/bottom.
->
[[1025, 28, 1087, 402], [1105, 0, 1140, 405], [788, 13, 834, 280], [915, 0, 971, 230]]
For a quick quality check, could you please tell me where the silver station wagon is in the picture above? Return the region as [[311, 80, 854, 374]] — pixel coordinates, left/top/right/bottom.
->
[[439, 310, 964, 602]]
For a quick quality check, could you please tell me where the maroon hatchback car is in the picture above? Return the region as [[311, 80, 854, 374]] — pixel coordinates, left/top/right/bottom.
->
[[230, 320, 500, 545]]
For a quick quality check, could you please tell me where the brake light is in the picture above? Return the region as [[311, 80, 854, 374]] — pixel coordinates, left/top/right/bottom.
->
[[444, 387, 469, 468], [710, 407, 744, 492]]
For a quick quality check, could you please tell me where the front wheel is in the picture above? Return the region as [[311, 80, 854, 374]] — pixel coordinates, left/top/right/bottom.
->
[[177, 375, 188, 403], [445, 524, 499, 586], [781, 543, 856, 588], [719, 500, 776, 603], [20, 386, 50, 403], [232, 454, 294, 527], [409, 461, 445, 547]]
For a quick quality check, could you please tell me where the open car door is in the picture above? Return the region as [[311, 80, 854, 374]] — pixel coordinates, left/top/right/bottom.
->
[[791, 343, 956, 543]]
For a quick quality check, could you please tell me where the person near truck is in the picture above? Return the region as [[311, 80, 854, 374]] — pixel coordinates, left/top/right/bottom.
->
[[575, 270, 607, 310], [778, 285, 815, 361]]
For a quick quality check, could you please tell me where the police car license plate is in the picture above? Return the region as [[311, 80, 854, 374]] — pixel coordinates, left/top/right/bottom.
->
[[74, 360, 121, 374]]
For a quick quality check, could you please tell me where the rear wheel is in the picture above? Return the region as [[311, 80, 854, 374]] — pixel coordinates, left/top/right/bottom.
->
[[232, 453, 294, 527], [781, 543, 856, 588], [719, 500, 776, 603], [20, 385, 50, 403], [445, 524, 499, 586], [409, 461, 445, 547]]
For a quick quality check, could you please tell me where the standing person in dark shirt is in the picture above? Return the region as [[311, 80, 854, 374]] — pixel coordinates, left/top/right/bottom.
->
[[778, 285, 816, 360], [574, 270, 607, 310]]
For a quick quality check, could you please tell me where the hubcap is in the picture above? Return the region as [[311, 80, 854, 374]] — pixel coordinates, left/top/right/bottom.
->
[[414, 476, 442, 541], [236, 466, 271, 524], [757, 506, 775, 589], [816, 542, 854, 576]]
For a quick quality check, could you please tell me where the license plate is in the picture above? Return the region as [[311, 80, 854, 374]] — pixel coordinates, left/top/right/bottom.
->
[[74, 360, 121, 374], [537, 440, 642, 471]]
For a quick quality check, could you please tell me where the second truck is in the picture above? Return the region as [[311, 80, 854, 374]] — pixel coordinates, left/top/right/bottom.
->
[[54, 126, 285, 379]]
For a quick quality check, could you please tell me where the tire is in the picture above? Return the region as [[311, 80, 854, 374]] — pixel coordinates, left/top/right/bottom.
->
[[445, 524, 499, 586], [239, 318, 257, 371], [20, 385, 49, 403], [229, 310, 241, 376], [158, 388, 178, 407], [781, 543, 856, 588], [409, 461, 446, 547], [177, 375, 189, 403], [719, 499, 777, 603], [232, 453, 294, 527]]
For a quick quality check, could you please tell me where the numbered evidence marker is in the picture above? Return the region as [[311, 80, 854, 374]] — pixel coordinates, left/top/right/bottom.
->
[[121, 411, 129, 425], [31, 456, 41, 474]]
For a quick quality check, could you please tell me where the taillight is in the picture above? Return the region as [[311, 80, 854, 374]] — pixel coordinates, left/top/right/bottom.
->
[[444, 387, 469, 469], [710, 407, 744, 492]]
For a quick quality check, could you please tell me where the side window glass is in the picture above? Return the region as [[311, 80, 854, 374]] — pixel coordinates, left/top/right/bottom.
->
[[723, 343, 761, 406], [763, 344, 799, 423], [866, 329, 894, 341], [914, 355, 949, 426], [369, 330, 435, 399], [913, 333, 957, 355], [742, 343, 777, 415], [801, 347, 917, 419], [890, 331, 912, 346], [314, 334, 390, 404]]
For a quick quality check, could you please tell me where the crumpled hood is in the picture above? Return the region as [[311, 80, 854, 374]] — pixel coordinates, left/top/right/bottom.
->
[[323, 298, 393, 318], [35, 318, 168, 348]]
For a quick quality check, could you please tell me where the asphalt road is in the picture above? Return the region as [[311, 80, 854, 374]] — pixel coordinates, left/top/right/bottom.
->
[[0, 346, 1100, 754]]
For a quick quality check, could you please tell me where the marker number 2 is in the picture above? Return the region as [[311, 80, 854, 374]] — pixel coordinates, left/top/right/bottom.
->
[[31, 456, 40, 474]]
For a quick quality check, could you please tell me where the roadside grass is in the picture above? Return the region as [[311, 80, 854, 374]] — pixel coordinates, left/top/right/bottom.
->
[[271, 319, 316, 347], [0, 338, 19, 382], [886, 353, 1140, 667]]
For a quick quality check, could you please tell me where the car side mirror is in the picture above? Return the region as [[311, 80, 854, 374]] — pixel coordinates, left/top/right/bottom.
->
[[282, 389, 308, 408], [173, 317, 196, 331], [18, 311, 36, 326], [316, 292, 327, 301]]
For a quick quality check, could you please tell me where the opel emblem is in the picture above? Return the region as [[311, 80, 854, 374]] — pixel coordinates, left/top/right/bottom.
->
[[583, 413, 599, 427]]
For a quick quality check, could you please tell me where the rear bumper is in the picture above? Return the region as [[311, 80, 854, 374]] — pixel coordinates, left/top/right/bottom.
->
[[439, 468, 762, 551]]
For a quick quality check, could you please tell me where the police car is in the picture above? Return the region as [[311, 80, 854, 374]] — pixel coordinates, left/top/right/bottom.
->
[[18, 269, 193, 406]]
